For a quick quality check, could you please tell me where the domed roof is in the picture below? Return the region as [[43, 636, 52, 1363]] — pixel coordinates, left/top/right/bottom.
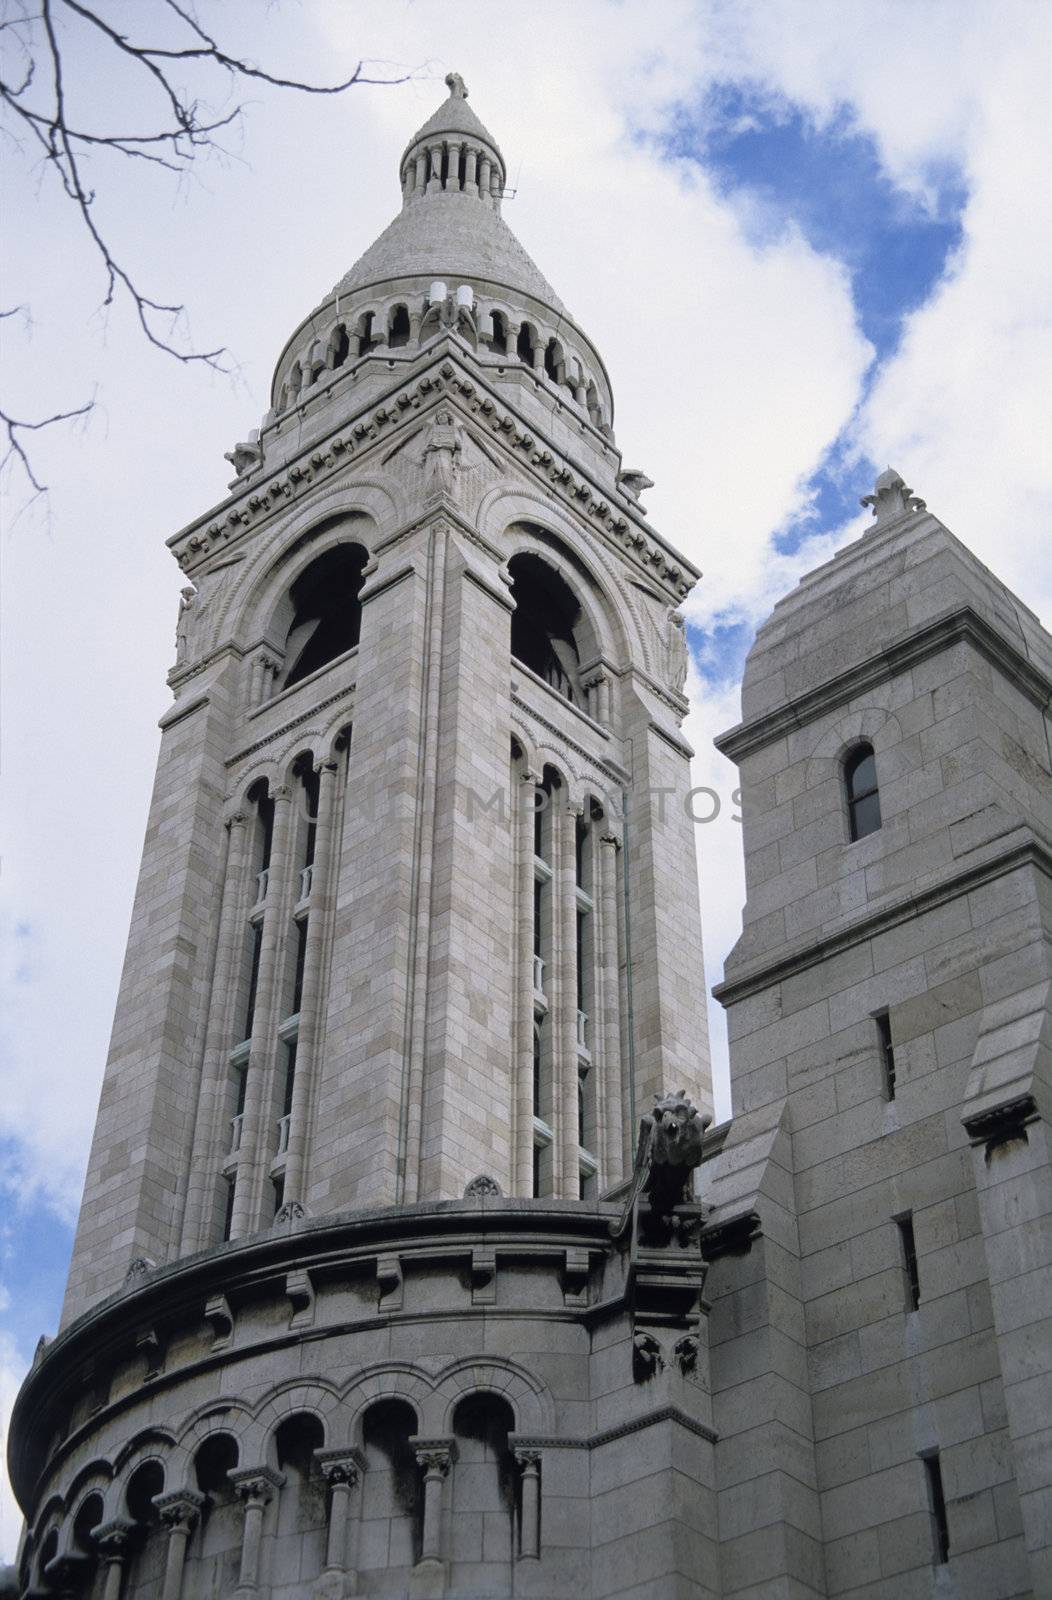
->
[[327, 191, 566, 314], [311, 74, 567, 319]]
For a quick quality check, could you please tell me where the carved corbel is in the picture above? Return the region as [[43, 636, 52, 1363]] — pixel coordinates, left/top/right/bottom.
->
[[136, 1325, 163, 1381], [286, 1268, 315, 1329], [562, 1248, 592, 1309], [471, 1247, 497, 1307], [376, 1253, 403, 1311], [204, 1292, 234, 1350]]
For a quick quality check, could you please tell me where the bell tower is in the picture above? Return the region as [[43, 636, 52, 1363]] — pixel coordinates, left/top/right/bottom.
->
[[11, 80, 716, 1600]]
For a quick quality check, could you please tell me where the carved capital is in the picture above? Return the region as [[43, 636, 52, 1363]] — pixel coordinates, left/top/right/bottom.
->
[[413, 1438, 456, 1476], [93, 1517, 136, 1556], [154, 1489, 205, 1532], [314, 1447, 366, 1487], [230, 1466, 284, 1505], [513, 1448, 542, 1472]]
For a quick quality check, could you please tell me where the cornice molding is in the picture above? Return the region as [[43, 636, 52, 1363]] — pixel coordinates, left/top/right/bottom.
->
[[715, 833, 1052, 1005], [717, 607, 1052, 763], [168, 348, 697, 603]]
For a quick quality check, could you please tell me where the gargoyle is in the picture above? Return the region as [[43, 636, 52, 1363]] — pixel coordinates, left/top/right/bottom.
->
[[641, 1089, 710, 1217]]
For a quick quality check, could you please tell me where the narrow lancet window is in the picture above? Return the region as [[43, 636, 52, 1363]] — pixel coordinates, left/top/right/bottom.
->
[[845, 743, 881, 841]]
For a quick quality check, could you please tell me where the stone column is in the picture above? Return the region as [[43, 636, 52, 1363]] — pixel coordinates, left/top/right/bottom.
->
[[598, 831, 624, 1187], [414, 150, 427, 194], [230, 784, 293, 1237], [514, 1450, 542, 1559], [464, 146, 478, 196], [180, 810, 248, 1253], [414, 1441, 456, 1564], [478, 154, 491, 204], [154, 1490, 204, 1600], [552, 799, 581, 1196], [515, 768, 540, 1195], [92, 1519, 135, 1600], [428, 142, 444, 192], [230, 1468, 283, 1596], [315, 1448, 365, 1589], [446, 141, 462, 190], [281, 758, 340, 1207]]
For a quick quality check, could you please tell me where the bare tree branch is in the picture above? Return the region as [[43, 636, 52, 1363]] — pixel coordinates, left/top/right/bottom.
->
[[0, 0, 410, 495]]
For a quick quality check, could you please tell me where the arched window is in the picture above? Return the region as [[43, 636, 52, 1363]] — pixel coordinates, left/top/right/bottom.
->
[[388, 305, 411, 348], [281, 545, 368, 690], [451, 1394, 516, 1569], [358, 311, 378, 355], [330, 325, 350, 369], [192, 1435, 241, 1593], [489, 311, 508, 353], [360, 1400, 422, 1577], [509, 553, 582, 703], [516, 322, 534, 365], [845, 743, 881, 841], [274, 1414, 326, 1578]]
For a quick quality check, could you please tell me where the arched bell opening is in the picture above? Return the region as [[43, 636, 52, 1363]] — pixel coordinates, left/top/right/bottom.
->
[[508, 553, 583, 705], [279, 544, 368, 692]]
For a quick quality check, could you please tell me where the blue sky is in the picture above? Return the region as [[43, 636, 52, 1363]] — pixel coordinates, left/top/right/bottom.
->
[[669, 82, 967, 691], [1, 0, 1049, 1554]]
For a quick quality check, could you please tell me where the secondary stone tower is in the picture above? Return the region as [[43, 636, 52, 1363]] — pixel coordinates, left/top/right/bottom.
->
[[10, 79, 716, 1599]]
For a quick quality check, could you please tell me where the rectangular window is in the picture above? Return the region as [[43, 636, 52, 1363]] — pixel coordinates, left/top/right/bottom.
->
[[291, 917, 308, 1014], [533, 880, 543, 958], [897, 1213, 921, 1310], [532, 1144, 542, 1199], [242, 923, 263, 1039], [575, 816, 587, 885], [922, 1452, 950, 1564], [876, 1010, 896, 1100], [272, 1175, 285, 1217], [282, 1040, 298, 1119]]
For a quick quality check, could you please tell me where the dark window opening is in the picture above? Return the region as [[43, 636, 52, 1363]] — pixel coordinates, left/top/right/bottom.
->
[[283, 1040, 297, 1119], [291, 918, 309, 1015], [509, 552, 582, 703], [195, 1433, 239, 1496], [575, 815, 587, 885], [234, 1064, 247, 1118], [296, 759, 320, 869], [533, 880, 543, 958], [578, 1068, 587, 1146], [576, 912, 585, 1010], [517, 323, 534, 365], [283, 544, 367, 690], [272, 1175, 285, 1215], [533, 788, 544, 858], [358, 311, 378, 355], [361, 1401, 423, 1568], [251, 782, 274, 875], [897, 1213, 921, 1310], [489, 311, 508, 353], [330, 326, 350, 369], [126, 1460, 165, 1525], [544, 339, 564, 383], [922, 1452, 950, 1564], [243, 923, 263, 1039], [388, 305, 411, 347], [876, 1010, 896, 1100], [72, 1494, 104, 1555], [221, 1178, 236, 1242], [845, 743, 882, 841], [532, 1026, 541, 1118], [532, 1144, 542, 1198]]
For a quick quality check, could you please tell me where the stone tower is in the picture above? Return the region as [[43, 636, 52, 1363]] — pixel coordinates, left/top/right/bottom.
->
[[10, 80, 716, 1600], [706, 470, 1052, 1598]]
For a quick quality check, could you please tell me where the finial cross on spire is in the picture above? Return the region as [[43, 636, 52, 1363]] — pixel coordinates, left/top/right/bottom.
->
[[445, 71, 468, 99]]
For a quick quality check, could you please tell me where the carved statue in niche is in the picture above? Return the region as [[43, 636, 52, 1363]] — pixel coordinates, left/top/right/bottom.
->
[[175, 586, 197, 664], [665, 609, 690, 695], [423, 406, 465, 498]]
